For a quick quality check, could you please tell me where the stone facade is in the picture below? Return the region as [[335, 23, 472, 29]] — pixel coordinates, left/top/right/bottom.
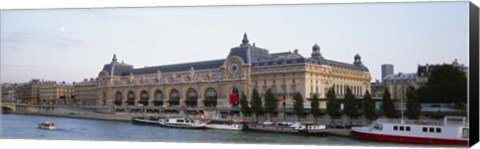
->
[[383, 72, 418, 100], [15, 79, 41, 105], [73, 78, 98, 106], [39, 81, 74, 105], [370, 80, 384, 98], [1, 83, 17, 102], [96, 34, 371, 113]]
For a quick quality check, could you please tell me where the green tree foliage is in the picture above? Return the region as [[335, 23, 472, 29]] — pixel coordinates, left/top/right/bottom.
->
[[239, 93, 250, 118], [417, 65, 467, 105], [326, 87, 341, 118], [264, 89, 278, 121], [382, 87, 397, 118], [405, 86, 421, 119], [310, 93, 321, 123], [293, 92, 304, 121], [250, 89, 263, 121], [343, 87, 358, 125], [363, 90, 376, 120]]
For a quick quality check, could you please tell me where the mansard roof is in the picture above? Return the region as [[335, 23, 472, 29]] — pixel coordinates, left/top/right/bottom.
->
[[230, 34, 368, 72], [250, 56, 369, 72], [325, 59, 369, 72], [383, 73, 416, 83], [101, 54, 134, 76], [102, 62, 134, 76], [124, 59, 225, 76], [227, 44, 271, 63]]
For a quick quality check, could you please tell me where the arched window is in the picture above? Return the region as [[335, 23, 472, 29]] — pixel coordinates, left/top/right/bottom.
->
[[186, 88, 198, 107], [232, 87, 239, 94], [140, 90, 149, 106], [356, 86, 359, 95], [169, 89, 180, 106], [102, 91, 107, 106], [353, 86, 356, 95], [115, 91, 122, 106], [205, 88, 217, 107], [127, 91, 135, 106], [335, 84, 339, 95], [154, 90, 163, 106], [292, 86, 297, 96]]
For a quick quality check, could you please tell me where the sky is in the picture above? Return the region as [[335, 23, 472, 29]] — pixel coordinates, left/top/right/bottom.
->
[[0, 1, 470, 84]]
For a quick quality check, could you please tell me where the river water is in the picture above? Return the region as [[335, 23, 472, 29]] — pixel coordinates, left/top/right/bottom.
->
[[0, 114, 441, 147]]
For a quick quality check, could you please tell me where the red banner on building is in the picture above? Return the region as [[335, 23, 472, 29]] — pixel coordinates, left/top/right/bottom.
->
[[230, 94, 239, 105]]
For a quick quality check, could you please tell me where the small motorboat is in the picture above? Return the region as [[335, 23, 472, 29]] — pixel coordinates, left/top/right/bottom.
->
[[38, 122, 56, 130]]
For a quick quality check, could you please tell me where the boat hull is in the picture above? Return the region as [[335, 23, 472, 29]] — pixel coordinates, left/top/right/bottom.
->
[[205, 124, 243, 131], [246, 123, 328, 135], [132, 118, 161, 126], [38, 126, 56, 130], [38, 122, 56, 130], [158, 123, 206, 129], [352, 130, 468, 146]]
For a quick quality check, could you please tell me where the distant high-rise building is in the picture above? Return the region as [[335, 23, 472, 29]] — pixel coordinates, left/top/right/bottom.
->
[[381, 64, 394, 81]]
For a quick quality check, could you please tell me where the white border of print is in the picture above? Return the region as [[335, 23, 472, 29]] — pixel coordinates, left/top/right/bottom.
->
[[0, 1, 478, 149]]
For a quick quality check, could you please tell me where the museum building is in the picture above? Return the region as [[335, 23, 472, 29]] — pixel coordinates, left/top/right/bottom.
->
[[97, 33, 371, 113]]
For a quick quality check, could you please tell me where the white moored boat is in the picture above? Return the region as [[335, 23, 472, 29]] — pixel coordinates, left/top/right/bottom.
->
[[158, 118, 206, 129], [351, 116, 469, 146], [246, 121, 328, 135], [38, 122, 56, 130], [204, 119, 245, 131]]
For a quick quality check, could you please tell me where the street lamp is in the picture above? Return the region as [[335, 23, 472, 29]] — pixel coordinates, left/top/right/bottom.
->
[[283, 95, 286, 121]]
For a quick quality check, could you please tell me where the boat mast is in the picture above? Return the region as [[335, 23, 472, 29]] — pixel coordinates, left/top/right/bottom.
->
[[401, 89, 404, 124]]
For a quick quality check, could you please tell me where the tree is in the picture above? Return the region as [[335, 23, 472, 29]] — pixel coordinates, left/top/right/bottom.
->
[[293, 92, 304, 121], [382, 87, 397, 118], [310, 93, 321, 123], [326, 87, 341, 121], [363, 90, 376, 121], [405, 86, 421, 119], [239, 93, 250, 118], [417, 65, 467, 106], [343, 87, 358, 125], [264, 89, 278, 121], [250, 89, 263, 122]]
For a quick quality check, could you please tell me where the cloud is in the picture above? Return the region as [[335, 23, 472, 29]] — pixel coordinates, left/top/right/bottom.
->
[[1, 30, 86, 51]]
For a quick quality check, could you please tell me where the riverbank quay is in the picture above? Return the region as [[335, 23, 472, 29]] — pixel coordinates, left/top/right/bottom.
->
[[15, 111, 133, 122], [327, 129, 352, 137], [10, 105, 171, 122], [9, 106, 372, 126]]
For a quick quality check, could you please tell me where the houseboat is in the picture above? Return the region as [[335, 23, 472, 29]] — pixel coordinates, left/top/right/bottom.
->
[[245, 121, 328, 135], [38, 122, 56, 130], [351, 116, 469, 146], [204, 119, 245, 131], [158, 118, 206, 129]]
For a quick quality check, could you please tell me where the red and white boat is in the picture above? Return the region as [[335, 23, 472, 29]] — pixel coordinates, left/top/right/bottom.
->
[[352, 116, 469, 146]]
